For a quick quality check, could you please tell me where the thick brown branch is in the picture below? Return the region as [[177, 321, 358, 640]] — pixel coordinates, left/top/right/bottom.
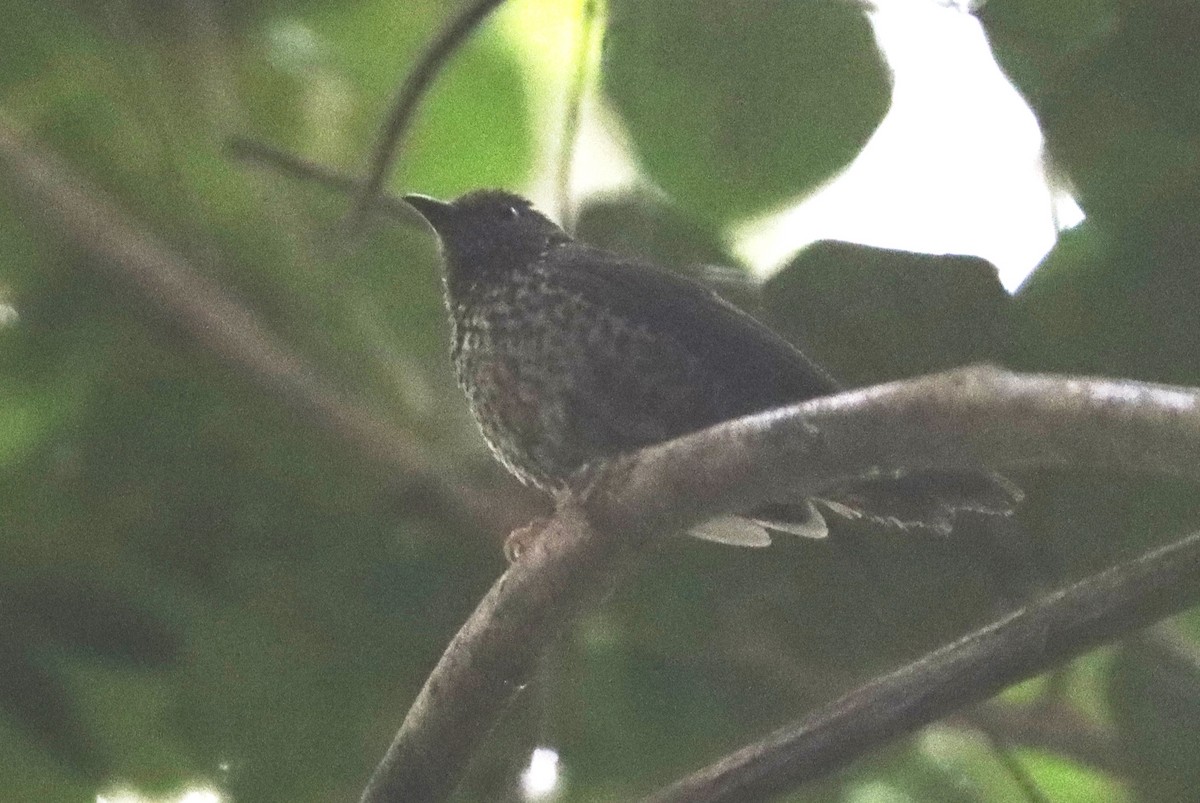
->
[[359, 505, 650, 802], [361, 367, 1200, 802], [0, 115, 453, 499], [592, 368, 1200, 536], [349, 0, 510, 226]]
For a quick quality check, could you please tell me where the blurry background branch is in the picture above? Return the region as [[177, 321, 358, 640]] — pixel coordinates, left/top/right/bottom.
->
[[553, 0, 602, 231], [0, 115, 522, 528], [361, 366, 1200, 802], [360, 505, 646, 803], [646, 527, 1200, 802]]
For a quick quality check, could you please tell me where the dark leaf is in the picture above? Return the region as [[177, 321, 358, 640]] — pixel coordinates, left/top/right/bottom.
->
[[765, 241, 1011, 385], [1110, 631, 1200, 802], [0, 641, 101, 776], [9, 576, 179, 667]]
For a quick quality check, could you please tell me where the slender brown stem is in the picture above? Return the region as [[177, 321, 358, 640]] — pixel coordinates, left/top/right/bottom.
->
[[973, 717, 1053, 803], [644, 528, 1200, 802], [227, 137, 415, 222], [359, 505, 648, 803], [348, 0, 511, 227], [554, 0, 603, 232]]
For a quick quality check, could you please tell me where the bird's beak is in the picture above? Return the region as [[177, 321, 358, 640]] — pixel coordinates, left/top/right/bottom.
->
[[403, 194, 454, 231]]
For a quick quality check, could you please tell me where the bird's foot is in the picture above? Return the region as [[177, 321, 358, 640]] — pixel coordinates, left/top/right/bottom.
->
[[504, 516, 553, 563]]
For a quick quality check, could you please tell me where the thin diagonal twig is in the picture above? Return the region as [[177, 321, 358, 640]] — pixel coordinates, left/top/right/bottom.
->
[[228, 136, 415, 221], [554, 0, 603, 232], [644, 524, 1200, 802], [349, 0, 511, 228]]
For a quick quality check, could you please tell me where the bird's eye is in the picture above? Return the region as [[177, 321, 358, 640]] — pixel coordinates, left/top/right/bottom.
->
[[505, 205, 520, 220]]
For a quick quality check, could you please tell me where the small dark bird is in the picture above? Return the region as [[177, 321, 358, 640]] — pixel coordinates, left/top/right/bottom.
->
[[405, 190, 1020, 546]]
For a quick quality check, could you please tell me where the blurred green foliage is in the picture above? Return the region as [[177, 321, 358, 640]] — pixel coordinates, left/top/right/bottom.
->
[[603, 0, 891, 223], [0, 0, 1198, 801]]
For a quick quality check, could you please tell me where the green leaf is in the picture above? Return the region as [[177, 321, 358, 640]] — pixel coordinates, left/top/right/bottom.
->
[[267, 0, 536, 197], [1018, 749, 1130, 803], [1110, 633, 1200, 803], [1015, 209, 1200, 385], [574, 193, 767, 312], [980, 0, 1200, 226], [603, 0, 891, 223], [978, 0, 1120, 102], [575, 192, 732, 267]]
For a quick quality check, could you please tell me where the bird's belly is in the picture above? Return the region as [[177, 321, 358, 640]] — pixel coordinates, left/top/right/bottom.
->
[[453, 320, 585, 490], [452, 303, 733, 491]]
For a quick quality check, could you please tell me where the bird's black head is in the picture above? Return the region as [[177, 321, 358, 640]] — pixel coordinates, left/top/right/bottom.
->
[[404, 190, 570, 292]]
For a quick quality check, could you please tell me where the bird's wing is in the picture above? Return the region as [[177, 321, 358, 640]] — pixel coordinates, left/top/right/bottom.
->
[[548, 244, 1023, 540], [550, 243, 840, 404]]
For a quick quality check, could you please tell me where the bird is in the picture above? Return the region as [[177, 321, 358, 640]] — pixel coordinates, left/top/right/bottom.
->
[[404, 189, 1021, 547]]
